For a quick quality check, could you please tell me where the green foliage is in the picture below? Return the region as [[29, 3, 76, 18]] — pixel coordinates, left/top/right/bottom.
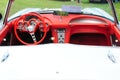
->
[[114, 2, 120, 21], [0, 0, 8, 15]]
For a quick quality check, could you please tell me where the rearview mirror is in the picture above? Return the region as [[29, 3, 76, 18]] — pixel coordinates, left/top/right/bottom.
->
[[0, 13, 2, 20], [53, 11, 68, 16]]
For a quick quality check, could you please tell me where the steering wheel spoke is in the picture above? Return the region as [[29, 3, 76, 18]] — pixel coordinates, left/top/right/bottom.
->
[[30, 32, 37, 43]]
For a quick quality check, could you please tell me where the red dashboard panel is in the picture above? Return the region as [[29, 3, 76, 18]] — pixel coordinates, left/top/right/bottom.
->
[[0, 13, 116, 46], [40, 14, 112, 46]]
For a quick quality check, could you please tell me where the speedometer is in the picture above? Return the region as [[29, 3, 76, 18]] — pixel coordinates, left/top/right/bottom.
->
[[30, 19, 36, 26], [18, 22, 23, 30]]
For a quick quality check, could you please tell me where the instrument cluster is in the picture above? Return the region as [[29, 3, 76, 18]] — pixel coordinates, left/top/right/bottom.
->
[[17, 15, 44, 32]]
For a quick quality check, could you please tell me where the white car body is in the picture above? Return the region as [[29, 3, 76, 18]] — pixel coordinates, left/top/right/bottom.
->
[[0, 0, 120, 80]]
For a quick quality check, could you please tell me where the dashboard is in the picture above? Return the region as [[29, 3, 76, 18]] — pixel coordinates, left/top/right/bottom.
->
[[1, 12, 113, 46]]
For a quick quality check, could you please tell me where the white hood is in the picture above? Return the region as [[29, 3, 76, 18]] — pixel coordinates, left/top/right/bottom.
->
[[0, 44, 120, 80]]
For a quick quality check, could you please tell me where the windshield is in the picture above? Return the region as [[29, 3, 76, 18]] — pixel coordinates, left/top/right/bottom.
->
[[1, 0, 118, 21], [0, 0, 8, 19]]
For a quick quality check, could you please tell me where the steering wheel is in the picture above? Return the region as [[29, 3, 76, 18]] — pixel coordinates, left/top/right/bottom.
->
[[14, 12, 48, 45]]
